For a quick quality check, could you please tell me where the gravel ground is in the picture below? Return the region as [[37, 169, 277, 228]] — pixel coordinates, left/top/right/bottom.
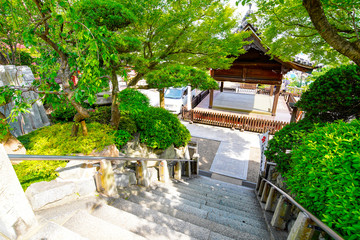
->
[[191, 137, 220, 172]]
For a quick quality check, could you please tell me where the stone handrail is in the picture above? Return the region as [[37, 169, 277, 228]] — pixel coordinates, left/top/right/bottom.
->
[[256, 163, 343, 240]]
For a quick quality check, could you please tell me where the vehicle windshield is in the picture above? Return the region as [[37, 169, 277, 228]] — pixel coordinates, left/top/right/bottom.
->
[[165, 89, 182, 99]]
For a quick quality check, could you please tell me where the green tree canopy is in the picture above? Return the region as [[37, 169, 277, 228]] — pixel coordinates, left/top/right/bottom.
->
[[246, 0, 360, 66], [123, 0, 250, 86]]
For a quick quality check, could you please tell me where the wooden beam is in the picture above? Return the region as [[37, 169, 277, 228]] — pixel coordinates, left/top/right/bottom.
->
[[271, 85, 281, 116], [209, 89, 214, 108], [213, 76, 281, 85]]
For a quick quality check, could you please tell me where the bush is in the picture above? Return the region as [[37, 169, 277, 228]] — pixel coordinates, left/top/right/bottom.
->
[[297, 64, 360, 122], [88, 106, 112, 124], [285, 120, 360, 239], [51, 103, 77, 123], [113, 129, 132, 149], [134, 107, 191, 149], [118, 114, 137, 134], [265, 118, 323, 174], [118, 88, 150, 116]]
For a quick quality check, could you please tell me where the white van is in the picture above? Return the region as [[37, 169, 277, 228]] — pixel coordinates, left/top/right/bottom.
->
[[165, 87, 196, 114]]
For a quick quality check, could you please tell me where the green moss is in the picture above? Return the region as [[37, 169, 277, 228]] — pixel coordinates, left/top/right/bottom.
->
[[14, 122, 118, 190], [18, 122, 115, 155], [13, 161, 67, 191]]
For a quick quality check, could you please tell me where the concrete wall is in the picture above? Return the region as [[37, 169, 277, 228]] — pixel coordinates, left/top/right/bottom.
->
[[0, 65, 50, 137]]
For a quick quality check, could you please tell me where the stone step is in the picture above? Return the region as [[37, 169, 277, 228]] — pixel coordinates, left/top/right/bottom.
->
[[112, 198, 212, 240], [188, 177, 256, 195], [170, 179, 256, 201], [91, 203, 196, 240], [153, 183, 262, 213], [26, 220, 88, 240], [147, 188, 267, 229], [35, 195, 105, 225], [127, 194, 269, 239], [62, 210, 146, 240], [153, 183, 264, 217]]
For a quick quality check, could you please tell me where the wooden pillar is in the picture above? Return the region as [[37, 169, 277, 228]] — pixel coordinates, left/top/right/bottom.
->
[[271, 85, 281, 116], [269, 85, 274, 96], [220, 82, 224, 92], [208, 89, 214, 108], [290, 106, 299, 123], [159, 88, 165, 108]]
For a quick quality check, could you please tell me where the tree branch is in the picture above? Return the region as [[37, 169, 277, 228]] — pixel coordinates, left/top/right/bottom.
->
[[303, 0, 360, 66]]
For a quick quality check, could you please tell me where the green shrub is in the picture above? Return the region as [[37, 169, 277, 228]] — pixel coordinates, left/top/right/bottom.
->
[[18, 122, 115, 155], [118, 88, 150, 116], [88, 106, 112, 124], [51, 103, 77, 123], [265, 119, 324, 174], [285, 120, 360, 239], [297, 64, 360, 122], [118, 114, 137, 134], [13, 160, 66, 191], [113, 129, 132, 149], [134, 107, 190, 149]]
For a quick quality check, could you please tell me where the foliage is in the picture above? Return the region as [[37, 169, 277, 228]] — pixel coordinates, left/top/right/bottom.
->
[[265, 119, 323, 173], [250, 0, 358, 66], [88, 106, 112, 124], [118, 114, 137, 135], [51, 104, 78, 124], [297, 64, 360, 122], [285, 120, 360, 239], [118, 88, 150, 115], [113, 129, 132, 149], [123, 0, 250, 86], [13, 160, 66, 191], [0, 119, 10, 142], [134, 107, 191, 149], [146, 65, 219, 90], [18, 122, 115, 155]]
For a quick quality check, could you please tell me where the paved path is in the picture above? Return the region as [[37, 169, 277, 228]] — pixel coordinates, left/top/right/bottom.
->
[[182, 121, 260, 180]]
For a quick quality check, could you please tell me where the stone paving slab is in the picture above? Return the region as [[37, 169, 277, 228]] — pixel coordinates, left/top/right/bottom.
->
[[182, 122, 260, 180]]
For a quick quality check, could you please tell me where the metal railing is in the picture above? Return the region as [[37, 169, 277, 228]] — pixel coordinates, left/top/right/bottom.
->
[[8, 154, 195, 162], [258, 162, 344, 240]]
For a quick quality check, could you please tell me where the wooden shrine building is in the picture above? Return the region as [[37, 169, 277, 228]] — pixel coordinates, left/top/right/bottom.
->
[[209, 23, 316, 116]]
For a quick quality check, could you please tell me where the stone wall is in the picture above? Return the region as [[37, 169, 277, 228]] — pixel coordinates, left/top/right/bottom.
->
[[0, 65, 50, 137]]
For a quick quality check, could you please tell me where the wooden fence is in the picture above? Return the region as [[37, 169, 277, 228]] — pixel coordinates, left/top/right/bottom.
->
[[183, 109, 288, 134], [191, 90, 209, 109]]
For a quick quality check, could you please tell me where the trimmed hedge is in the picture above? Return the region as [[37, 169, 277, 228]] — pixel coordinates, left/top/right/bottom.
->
[[265, 119, 323, 173], [134, 107, 191, 149], [285, 120, 360, 239], [118, 88, 150, 116], [297, 64, 360, 122]]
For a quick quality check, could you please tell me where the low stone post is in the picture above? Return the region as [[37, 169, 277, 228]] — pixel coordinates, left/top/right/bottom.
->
[[192, 153, 200, 176], [0, 144, 37, 239], [159, 160, 170, 183], [265, 187, 279, 212], [96, 160, 118, 197], [258, 179, 265, 196], [261, 182, 271, 202], [136, 160, 149, 187], [287, 212, 315, 240], [271, 195, 292, 230], [174, 161, 182, 180]]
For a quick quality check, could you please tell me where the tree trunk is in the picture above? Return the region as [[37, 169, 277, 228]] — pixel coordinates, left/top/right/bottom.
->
[[0, 51, 9, 65], [159, 88, 165, 108], [127, 72, 145, 87], [303, 0, 360, 66], [59, 59, 90, 136], [110, 68, 120, 128]]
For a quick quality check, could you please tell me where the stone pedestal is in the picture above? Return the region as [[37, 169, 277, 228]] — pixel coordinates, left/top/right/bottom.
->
[[0, 144, 37, 239]]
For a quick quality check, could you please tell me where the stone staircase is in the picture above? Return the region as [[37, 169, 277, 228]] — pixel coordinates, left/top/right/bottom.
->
[[26, 176, 270, 240]]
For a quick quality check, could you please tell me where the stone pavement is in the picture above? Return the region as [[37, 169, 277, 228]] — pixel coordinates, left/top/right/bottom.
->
[[182, 121, 260, 180]]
